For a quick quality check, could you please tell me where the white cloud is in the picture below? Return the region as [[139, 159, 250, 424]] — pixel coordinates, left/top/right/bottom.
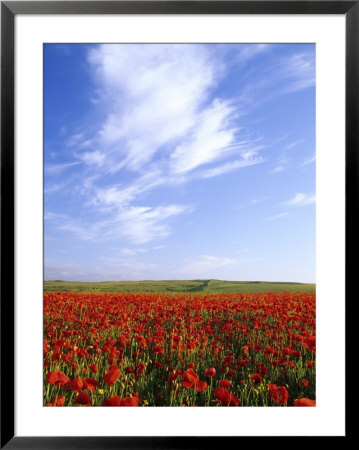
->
[[120, 248, 148, 256], [285, 139, 305, 150], [44, 212, 67, 221], [239, 50, 315, 109], [63, 44, 265, 244], [300, 154, 316, 166], [86, 44, 263, 180], [282, 193, 316, 207], [58, 204, 190, 245], [79, 150, 106, 166], [93, 185, 139, 208], [201, 156, 264, 178], [91, 169, 165, 209], [44, 183, 66, 195], [45, 161, 79, 175], [265, 212, 290, 221], [232, 44, 271, 63], [59, 223, 99, 242], [116, 205, 189, 244], [169, 99, 238, 175], [271, 153, 290, 174], [272, 166, 285, 174], [177, 255, 237, 276], [153, 245, 166, 250], [66, 133, 85, 147], [48, 45, 275, 247], [44, 262, 159, 282], [88, 44, 218, 172], [279, 52, 315, 94]]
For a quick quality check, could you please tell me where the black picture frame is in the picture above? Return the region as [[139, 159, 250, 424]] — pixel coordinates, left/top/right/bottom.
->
[[1, 1, 354, 447]]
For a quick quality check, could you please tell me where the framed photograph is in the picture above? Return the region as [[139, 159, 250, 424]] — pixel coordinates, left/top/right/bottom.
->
[[1, 1, 354, 446]]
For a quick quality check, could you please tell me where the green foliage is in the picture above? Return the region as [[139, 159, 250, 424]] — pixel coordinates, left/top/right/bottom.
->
[[44, 279, 315, 293]]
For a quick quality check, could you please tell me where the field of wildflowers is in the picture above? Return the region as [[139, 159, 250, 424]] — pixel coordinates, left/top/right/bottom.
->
[[44, 291, 315, 407]]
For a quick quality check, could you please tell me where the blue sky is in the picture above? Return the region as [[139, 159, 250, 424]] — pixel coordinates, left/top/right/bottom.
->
[[44, 43, 315, 282]]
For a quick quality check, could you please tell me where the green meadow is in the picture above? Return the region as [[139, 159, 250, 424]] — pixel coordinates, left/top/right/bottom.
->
[[44, 279, 315, 293]]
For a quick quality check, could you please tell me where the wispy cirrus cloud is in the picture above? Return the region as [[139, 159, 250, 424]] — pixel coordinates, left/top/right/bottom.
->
[[86, 44, 220, 173], [176, 255, 237, 276], [57, 204, 191, 245], [285, 139, 305, 150], [46, 44, 314, 249], [300, 154, 316, 167], [265, 212, 290, 221], [45, 161, 80, 175], [44, 43, 316, 282], [282, 193, 316, 207], [83, 44, 265, 179], [115, 205, 190, 244], [120, 248, 148, 256], [44, 262, 160, 282], [278, 52, 315, 94], [272, 166, 285, 174], [51, 44, 268, 245], [200, 156, 264, 178], [239, 49, 315, 108]]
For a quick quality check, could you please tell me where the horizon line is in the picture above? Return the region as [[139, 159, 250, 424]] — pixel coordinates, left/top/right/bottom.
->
[[44, 278, 316, 284]]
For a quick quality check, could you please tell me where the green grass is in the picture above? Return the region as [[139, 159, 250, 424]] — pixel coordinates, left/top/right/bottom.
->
[[44, 279, 315, 293]]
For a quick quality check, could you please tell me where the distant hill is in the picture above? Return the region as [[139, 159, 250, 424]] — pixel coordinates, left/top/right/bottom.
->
[[44, 279, 315, 293]]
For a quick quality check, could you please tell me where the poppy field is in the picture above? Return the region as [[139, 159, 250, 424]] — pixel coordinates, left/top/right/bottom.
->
[[44, 291, 315, 407]]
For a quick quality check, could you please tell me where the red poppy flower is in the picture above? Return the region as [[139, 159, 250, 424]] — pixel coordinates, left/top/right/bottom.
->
[[89, 363, 98, 373], [251, 373, 262, 386], [74, 391, 91, 406], [195, 381, 208, 392], [46, 370, 70, 387], [83, 377, 98, 392], [301, 379, 309, 387], [70, 376, 84, 392], [102, 395, 122, 406], [54, 395, 66, 406], [120, 394, 142, 406], [104, 365, 121, 385], [137, 367, 145, 375], [46, 395, 66, 407], [214, 388, 240, 406], [182, 368, 199, 389], [63, 353, 72, 363], [267, 384, 289, 405], [204, 368, 216, 378], [44, 290, 315, 407], [214, 388, 230, 404], [264, 346, 274, 355], [294, 398, 316, 406], [51, 351, 62, 361], [152, 345, 164, 354], [219, 379, 231, 388], [228, 394, 240, 406]]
